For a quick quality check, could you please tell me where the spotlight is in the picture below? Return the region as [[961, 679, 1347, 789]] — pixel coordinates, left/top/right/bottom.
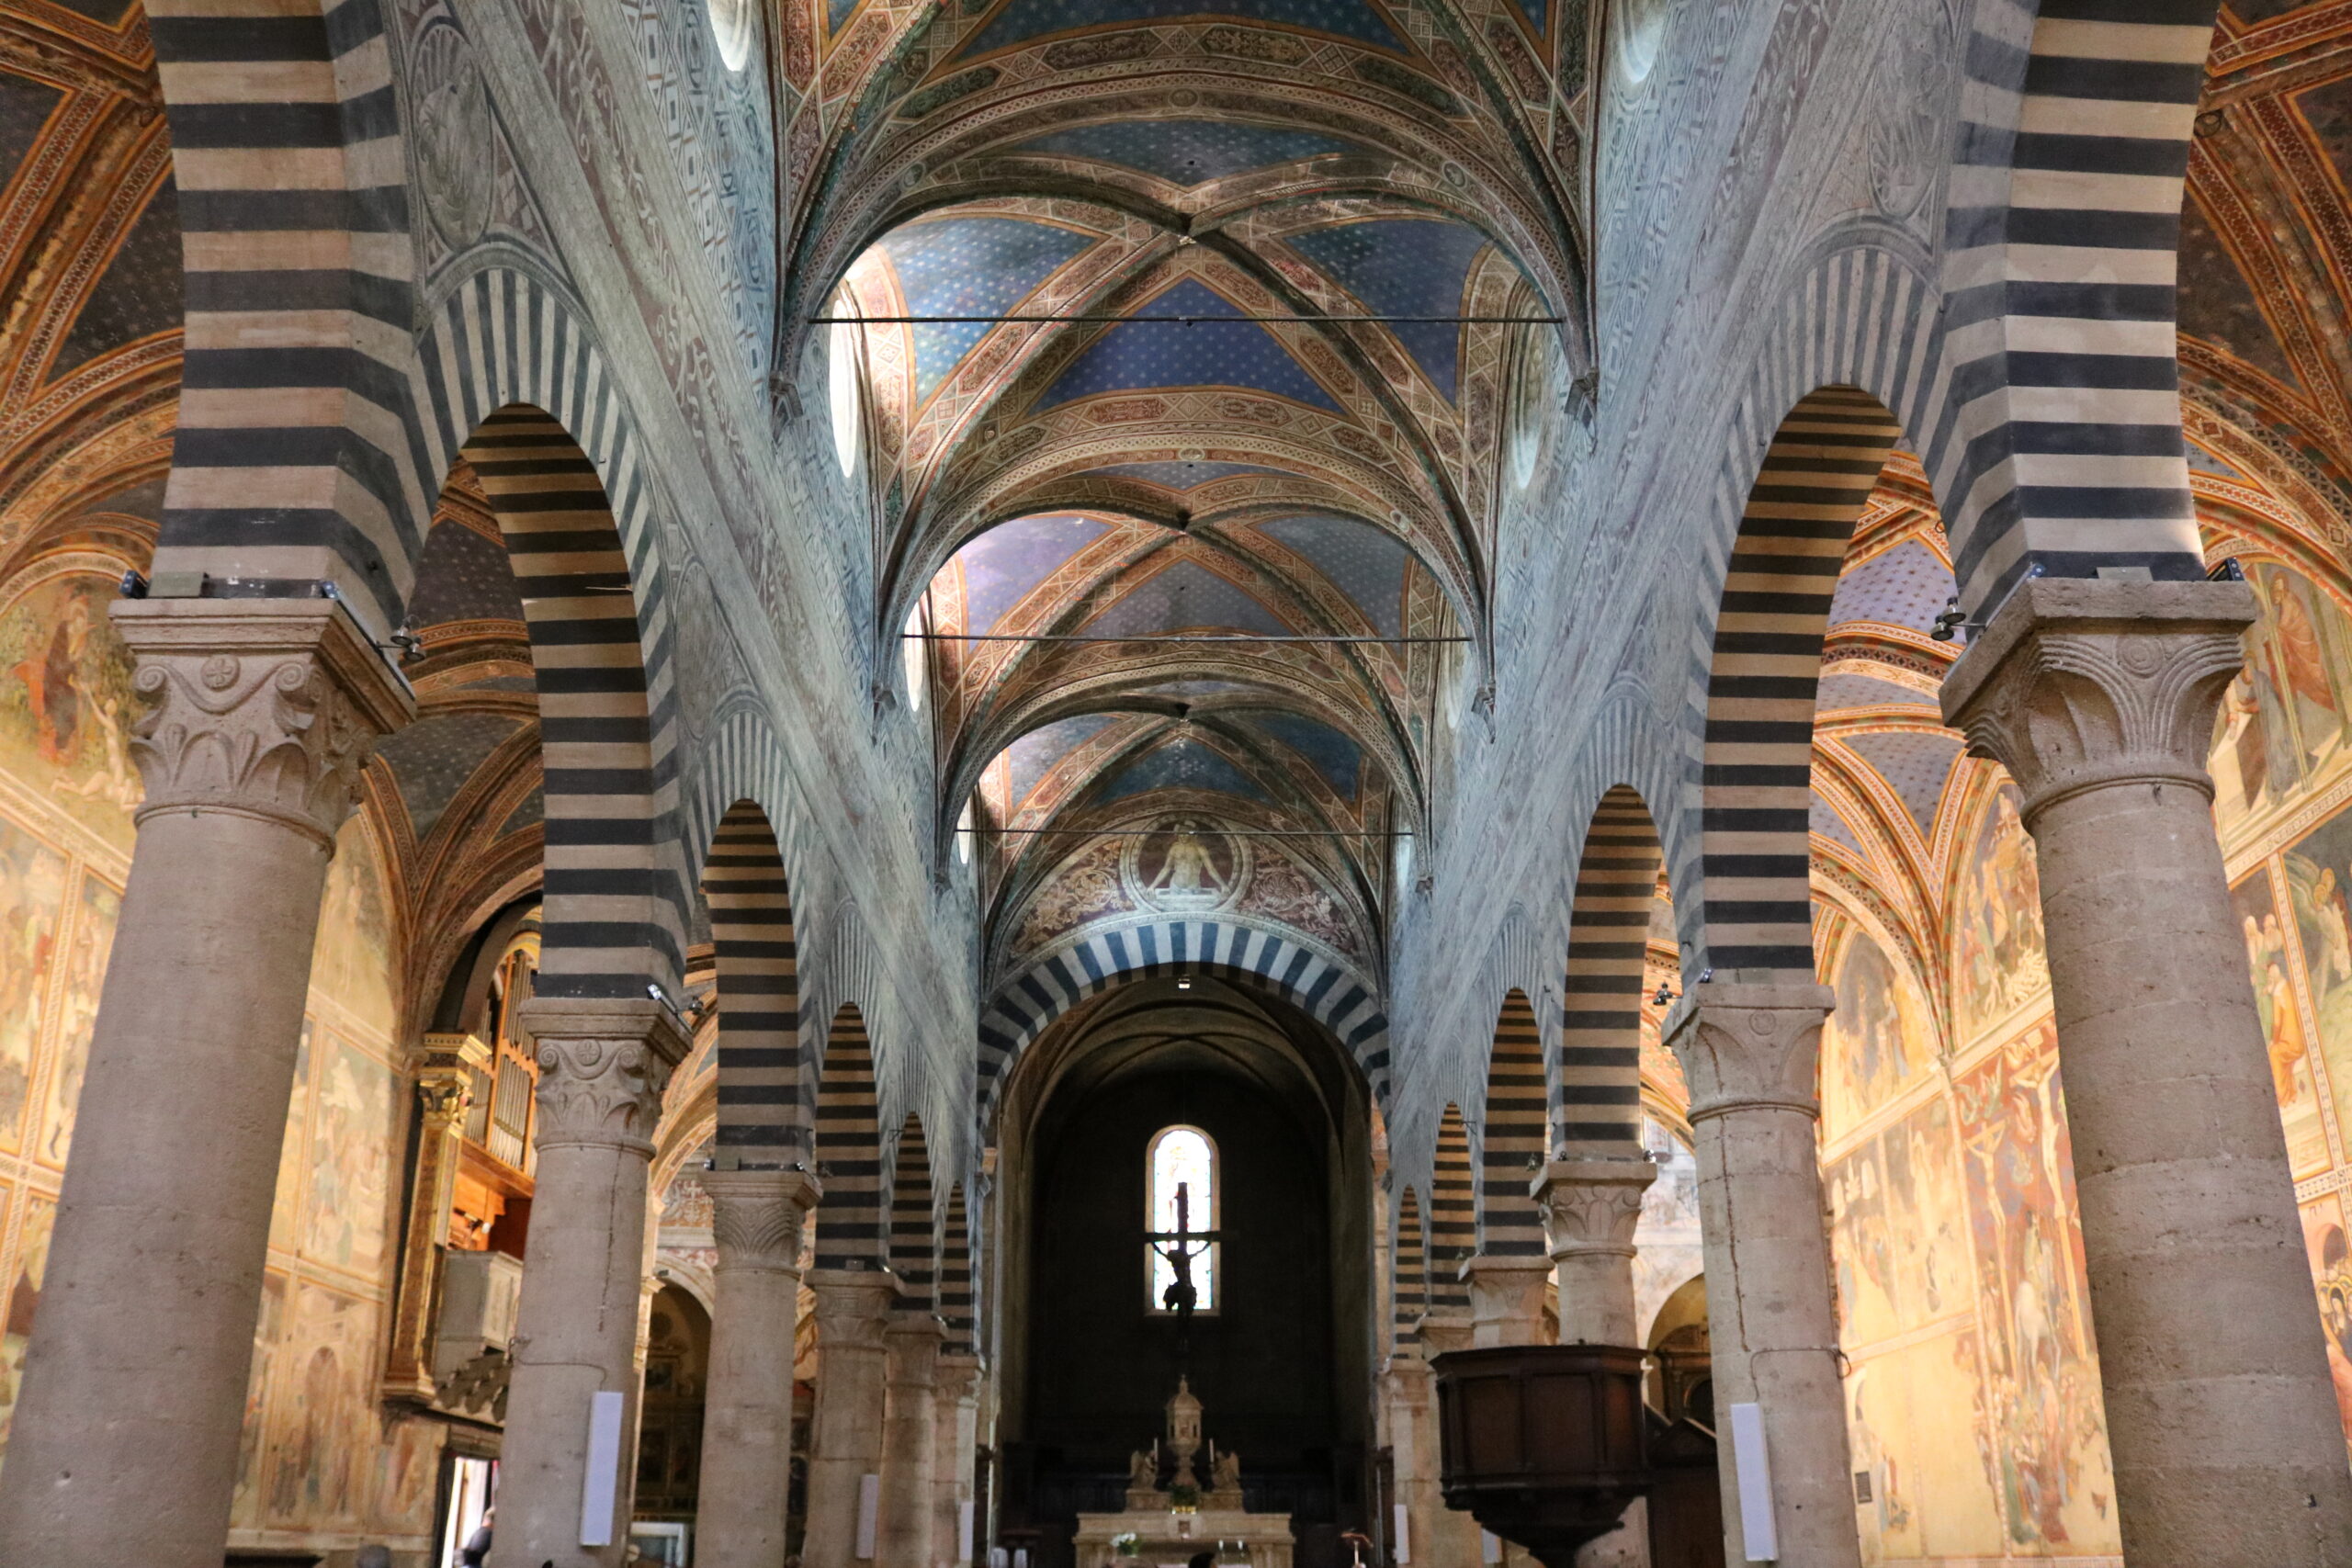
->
[[1175, 977, 1193, 991], [1652, 984, 1676, 1008]]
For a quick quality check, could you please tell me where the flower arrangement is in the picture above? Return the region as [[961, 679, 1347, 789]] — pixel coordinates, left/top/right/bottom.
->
[[1168, 1484, 1201, 1514], [1112, 1533, 1140, 1558]]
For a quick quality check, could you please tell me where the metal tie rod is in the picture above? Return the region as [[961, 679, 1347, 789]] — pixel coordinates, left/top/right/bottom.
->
[[808, 313, 1562, 324], [905, 633, 1468, 644], [960, 827, 1414, 838]]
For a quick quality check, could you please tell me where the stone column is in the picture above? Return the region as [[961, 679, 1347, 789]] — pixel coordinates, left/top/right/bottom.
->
[[1663, 982, 1857, 1568], [806, 1269, 900, 1568], [1534, 1159, 1655, 1348], [383, 1032, 492, 1400], [1384, 1351, 1449, 1568], [1536, 1159, 1658, 1568], [0, 598, 411, 1568], [933, 1352, 982, 1568], [698, 1168, 822, 1568], [880, 1313, 945, 1568], [1410, 1318, 1487, 1568], [1941, 577, 2352, 1567], [1461, 1256, 1553, 1348], [490, 998, 689, 1568]]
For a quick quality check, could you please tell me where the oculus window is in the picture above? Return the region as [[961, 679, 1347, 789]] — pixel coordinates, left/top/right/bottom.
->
[[1147, 1124, 1219, 1314]]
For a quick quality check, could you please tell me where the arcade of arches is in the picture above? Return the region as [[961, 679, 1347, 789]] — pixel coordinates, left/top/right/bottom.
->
[[8, 2, 2352, 1567]]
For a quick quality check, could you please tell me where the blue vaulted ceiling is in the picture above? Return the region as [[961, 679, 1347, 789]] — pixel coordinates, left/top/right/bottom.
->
[[1250, 514, 1410, 636], [1288, 218, 1496, 400], [1083, 558, 1292, 637], [1097, 737, 1273, 803], [875, 216, 1096, 401], [1039, 278, 1342, 412], [959, 0, 1408, 58], [952, 513, 1113, 632], [1014, 119, 1362, 186]]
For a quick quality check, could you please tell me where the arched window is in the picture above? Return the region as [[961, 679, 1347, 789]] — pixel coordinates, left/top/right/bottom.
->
[[1146, 1125, 1219, 1314]]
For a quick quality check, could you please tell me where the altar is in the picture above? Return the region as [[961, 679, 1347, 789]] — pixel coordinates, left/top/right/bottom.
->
[[1075, 1375, 1294, 1568], [1071, 1508, 1295, 1568]]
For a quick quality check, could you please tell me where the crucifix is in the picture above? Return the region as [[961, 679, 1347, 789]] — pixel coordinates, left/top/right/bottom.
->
[[1155, 1179, 1203, 1364]]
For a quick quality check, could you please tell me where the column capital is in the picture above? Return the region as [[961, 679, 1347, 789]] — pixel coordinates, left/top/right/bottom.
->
[[414, 1032, 490, 1129], [1414, 1314, 1474, 1355], [1533, 1157, 1657, 1262], [514, 998, 690, 1157], [807, 1267, 902, 1347], [1939, 577, 2256, 824], [111, 597, 414, 846], [1662, 980, 1833, 1123], [934, 1350, 983, 1400], [702, 1168, 822, 1273]]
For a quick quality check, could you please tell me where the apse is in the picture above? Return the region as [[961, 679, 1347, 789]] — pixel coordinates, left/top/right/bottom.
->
[[992, 976, 1378, 1568]]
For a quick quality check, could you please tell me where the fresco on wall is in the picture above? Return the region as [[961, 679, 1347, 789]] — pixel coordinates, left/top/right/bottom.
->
[[262, 1279, 377, 1529], [0, 1193, 51, 1451], [2213, 562, 2352, 818], [1828, 1096, 1970, 1347], [1951, 786, 2050, 1046], [311, 819, 398, 1036], [1827, 1093, 2007, 1562], [2298, 1194, 2352, 1441], [0, 571, 141, 847], [2237, 862, 2331, 1175], [1821, 930, 1938, 1139], [375, 1417, 444, 1533], [36, 871, 119, 1169], [0, 819, 65, 1153], [2281, 801, 2352, 1163], [301, 1038, 395, 1280], [231, 1270, 288, 1523], [1951, 1023, 2113, 1550], [269, 1021, 315, 1251]]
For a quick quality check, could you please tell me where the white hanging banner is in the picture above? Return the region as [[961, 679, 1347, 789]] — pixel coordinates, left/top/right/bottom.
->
[[1481, 1531, 1503, 1565], [961, 1498, 977, 1559], [1728, 1402, 1779, 1562], [856, 1472, 882, 1561], [579, 1390, 626, 1546], [1392, 1503, 1410, 1564]]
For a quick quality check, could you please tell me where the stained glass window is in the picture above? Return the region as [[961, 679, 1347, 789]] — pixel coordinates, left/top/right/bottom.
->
[[1147, 1125, 1218, 1313]]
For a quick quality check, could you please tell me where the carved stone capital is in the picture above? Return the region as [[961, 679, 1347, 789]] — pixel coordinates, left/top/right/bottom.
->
[[934, 1350, 983, 1404], [885, 1311, 946, 1387], [414, 1032, 491, 1130], [807, 1267, 900, 1348], [1414, 1314, 1473, 1355], [1662, 980, 1834, 1123], [1533, 1158, 1657, 1262], [111, 598, 414, 845], [702, 1168, 821, 1273], [514, 997, 689, 1156], [1939, 578, 2256, 824]]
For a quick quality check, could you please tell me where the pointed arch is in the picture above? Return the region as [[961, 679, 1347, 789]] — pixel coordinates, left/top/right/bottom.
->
[[889, 1115, 937, 1304], [1479, 990, 1546, 1258], [1560, 786, 1664, 1158], [814, 1004, 884, 1270], [1392, 1186, 1427, 1350], [940, 1182, 976, 1354], [1698, 387, 1901, 977], [703, 801, 801, 1167], [458, 403, 684, 996], [1429, 1105, 1475, 1315]]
